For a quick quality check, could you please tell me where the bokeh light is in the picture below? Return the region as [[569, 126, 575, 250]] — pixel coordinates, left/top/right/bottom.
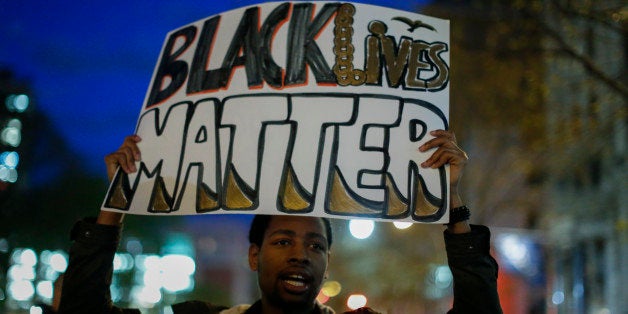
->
[[29, 305, 44, 314], [349, 220, 374, 239], [393, 221, 412, 229], [1, 121, 22, 147], [49, 252, 68, 273], [113, 253, 134, 273], [552, 291, 565, 305], [133, 286, 162, 306], [5, 94, 30, 112], [8, 265, 36, 281], [8, 280, 35, 301], [35, 280, 53, 299], [433, 265, 453, 289], [347, 294, 368, 310], [321, 280, 342, 297], [161, 254, 195, 276]]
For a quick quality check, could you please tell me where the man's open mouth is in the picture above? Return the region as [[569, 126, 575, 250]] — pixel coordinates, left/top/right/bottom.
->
[[280, 272, 313, 293], [284, 274, 307, 287]]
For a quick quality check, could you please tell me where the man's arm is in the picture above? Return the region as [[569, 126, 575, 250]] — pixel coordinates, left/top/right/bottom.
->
[[58, 218, 141, 314], [58, 136, 143, 313], [98, 135, 142, 226], [445, 225, 502, 314], [418, 129, 470, 234], [419, 130, 502, 313]]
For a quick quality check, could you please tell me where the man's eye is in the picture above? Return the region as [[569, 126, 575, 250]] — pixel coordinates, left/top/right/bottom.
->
[[274, 239, 290, 246], [310, 243, 326, 251]]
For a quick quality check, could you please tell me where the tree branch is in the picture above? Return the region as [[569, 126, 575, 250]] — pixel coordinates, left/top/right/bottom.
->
[[548, 0, 627, 34], [539, 19, 628, 98]]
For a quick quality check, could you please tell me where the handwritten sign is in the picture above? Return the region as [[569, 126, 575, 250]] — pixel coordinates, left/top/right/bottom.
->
[[102, 1, 451, 223]]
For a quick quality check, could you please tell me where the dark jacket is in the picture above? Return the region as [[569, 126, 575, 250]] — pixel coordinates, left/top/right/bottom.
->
[[58, 218, 502, 314]]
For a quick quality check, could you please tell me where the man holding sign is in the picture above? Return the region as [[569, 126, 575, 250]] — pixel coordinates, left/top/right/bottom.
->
[[60, 2, 501, 312], [58, 130, 502, 314]]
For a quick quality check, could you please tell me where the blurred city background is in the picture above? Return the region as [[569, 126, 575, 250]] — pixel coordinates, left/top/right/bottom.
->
[[0, 0, 625, 313]]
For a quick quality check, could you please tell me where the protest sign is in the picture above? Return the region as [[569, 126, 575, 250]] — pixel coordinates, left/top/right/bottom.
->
[[102, 1, 451, 223]]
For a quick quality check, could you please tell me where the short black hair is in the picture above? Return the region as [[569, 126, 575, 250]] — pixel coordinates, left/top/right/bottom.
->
[[248, 215, 333, 248]]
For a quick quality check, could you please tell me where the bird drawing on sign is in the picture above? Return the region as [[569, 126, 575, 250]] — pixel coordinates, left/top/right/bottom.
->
[[392, 16, 437, 32]]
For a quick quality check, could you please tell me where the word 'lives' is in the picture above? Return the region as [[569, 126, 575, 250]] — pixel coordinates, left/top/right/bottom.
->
[[146, 3, 449, 107]]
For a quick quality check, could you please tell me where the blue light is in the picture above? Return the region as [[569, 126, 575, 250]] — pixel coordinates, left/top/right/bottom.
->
[[495, 233, 545, 285], [552, 291, 565, 305], [0, 151, 19, 168], [161, 233, 195, 256], [5, 94, 29, 112], [0, 152, 20, 182]]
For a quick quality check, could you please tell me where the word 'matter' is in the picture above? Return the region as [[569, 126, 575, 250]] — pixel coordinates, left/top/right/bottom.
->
[[106, 93, 447, 221]]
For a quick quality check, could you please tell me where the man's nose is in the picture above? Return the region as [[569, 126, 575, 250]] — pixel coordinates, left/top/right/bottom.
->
[[288, 243, 310, 264]]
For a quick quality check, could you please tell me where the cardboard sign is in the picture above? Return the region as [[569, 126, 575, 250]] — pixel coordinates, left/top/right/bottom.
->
[[102, 1, 450, 223]]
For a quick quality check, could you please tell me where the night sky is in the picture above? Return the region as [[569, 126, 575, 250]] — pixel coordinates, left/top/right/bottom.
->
[[0, 0, 428, 178]]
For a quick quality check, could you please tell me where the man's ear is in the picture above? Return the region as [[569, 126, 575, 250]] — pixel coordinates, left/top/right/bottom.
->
[[248, 244, 260, 271]]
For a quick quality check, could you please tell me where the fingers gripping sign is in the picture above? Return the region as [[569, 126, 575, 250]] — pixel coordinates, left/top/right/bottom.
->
[[418, 130, 468, 211], [99, 135, 143, 225], [104, 135, 142, 182]]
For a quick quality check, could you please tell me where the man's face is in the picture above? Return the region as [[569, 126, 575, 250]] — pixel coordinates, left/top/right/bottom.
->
[[248, 216, 330, 310]]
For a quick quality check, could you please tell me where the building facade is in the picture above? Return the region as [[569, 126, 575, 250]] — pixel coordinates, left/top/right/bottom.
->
[[542, 1, 627, 313]]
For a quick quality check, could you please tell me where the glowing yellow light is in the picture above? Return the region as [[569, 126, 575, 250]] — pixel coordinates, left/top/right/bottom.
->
[[321, 280, 342, 297]]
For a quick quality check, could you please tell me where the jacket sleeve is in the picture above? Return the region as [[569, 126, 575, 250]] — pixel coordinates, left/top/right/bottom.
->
[[445, 225, 503, 314], [58, 218, 140, 314]]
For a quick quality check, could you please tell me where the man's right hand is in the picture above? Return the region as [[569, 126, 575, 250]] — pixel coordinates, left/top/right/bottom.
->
[[104, 135, 142, 181], [98, 135, 142, 226]]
